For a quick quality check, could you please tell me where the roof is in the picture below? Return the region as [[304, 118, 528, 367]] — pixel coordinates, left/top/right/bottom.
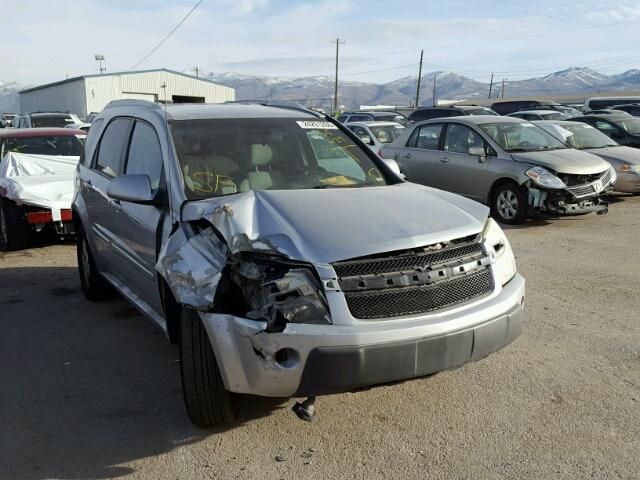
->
[[101, 100, 319, 121], [19, 68, 228, 94], [427, 115, 524, 125], [508, 110, 561, 115], [0, 127, 86, 138]]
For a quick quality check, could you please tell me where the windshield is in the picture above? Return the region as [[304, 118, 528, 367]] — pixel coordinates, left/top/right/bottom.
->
[[370, 125, 406, 144], [617, 118, 640, 135], [479, 122, 567, 152], [170, 118, 388, 199], [31, 115, 76, 128], [549, 124, 618, 149], [467, 108, 498, 116], [2, 135, 85, 156]]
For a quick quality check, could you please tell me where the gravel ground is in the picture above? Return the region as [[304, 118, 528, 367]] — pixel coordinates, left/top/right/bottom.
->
[[1, 194, 639, 480]]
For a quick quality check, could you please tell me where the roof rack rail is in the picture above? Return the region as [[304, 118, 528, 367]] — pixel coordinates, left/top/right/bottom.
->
[[225, 100, 323, 117], [104, 99, 163, 111]]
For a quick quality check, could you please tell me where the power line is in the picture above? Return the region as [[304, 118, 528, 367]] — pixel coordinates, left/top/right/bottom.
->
[[128, 0, 203, 71]]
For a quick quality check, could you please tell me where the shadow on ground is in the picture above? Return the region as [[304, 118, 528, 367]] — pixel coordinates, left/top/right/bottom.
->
[[0, 266, 284, 480]]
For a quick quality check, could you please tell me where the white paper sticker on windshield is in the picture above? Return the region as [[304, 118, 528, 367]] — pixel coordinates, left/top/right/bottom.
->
[[296, 120, 338, 129]]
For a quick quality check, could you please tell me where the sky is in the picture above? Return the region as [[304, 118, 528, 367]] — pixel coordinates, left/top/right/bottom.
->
[[1, 0, 640, 86]]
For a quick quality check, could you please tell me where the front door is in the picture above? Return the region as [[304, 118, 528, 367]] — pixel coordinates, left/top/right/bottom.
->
[[108, 119, 165, 314]]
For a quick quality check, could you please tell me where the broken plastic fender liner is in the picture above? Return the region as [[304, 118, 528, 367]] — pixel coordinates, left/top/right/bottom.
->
[[156, 226, 228, 311]]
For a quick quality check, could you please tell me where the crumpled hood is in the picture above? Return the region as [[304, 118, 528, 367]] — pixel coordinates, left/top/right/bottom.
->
[[511, 148, 608, 175], [0, 175, 74, 210], [585, 146, 640, 166], [182, 183, 489, 265]]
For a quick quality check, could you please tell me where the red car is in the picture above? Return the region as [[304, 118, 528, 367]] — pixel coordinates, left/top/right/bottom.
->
[[0, 128, 86, 250]]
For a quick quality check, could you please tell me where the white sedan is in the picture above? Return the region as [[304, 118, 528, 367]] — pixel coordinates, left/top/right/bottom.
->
[[345, 121, 407, 155]]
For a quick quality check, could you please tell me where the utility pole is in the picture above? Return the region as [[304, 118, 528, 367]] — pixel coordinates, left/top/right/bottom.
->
[[193, 66, 199, 77], [432, 72, 437, 107], [488, 73, 494, 99], [94, 54, 106, 74], [501, 78, 505, 98], [415, 49, 424, 108], [332, 38, 345, 115]]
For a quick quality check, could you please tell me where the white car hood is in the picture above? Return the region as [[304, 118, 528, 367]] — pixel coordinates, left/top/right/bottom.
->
[[0, 152, 79, 214], [182, 182, 489, 265]]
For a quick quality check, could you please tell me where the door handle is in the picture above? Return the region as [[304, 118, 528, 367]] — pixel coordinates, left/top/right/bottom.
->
[[109, 198, 122, 211], [402, 153, 412, 159], [440, 157, 449, 162]]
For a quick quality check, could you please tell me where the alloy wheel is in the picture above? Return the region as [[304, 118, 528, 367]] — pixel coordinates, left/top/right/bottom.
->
[[497, 189, 519, 220]]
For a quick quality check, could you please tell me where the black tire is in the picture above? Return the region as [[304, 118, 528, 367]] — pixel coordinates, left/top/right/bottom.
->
[[77, 226, 114, 300], [0, 198, 31, 251], [491, 182, 528, 225], [180, 308, 238, 427]]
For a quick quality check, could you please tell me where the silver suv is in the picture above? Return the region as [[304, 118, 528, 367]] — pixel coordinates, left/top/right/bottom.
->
[[73, 100, 525, 426], [381, 116, 616, 224]]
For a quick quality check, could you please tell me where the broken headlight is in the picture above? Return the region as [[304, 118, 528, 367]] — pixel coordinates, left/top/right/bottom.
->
[[482, 218, 517, 286], [525, 166, 566, 189], [234, 258, 332, 330]]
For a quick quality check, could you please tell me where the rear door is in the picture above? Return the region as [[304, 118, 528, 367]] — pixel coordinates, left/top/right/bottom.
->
[[394, 123, 444, 187], [108, 119, 165, 313], [83, 117, 133, 270], [435, 123, 489, 200]]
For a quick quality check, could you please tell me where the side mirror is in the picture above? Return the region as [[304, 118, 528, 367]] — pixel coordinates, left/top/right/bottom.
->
[[107, 174, 159, 205], [380, 157, 405, 179]]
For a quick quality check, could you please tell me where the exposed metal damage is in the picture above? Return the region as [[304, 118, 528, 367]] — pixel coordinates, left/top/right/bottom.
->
[[156, 192, 331, 334]]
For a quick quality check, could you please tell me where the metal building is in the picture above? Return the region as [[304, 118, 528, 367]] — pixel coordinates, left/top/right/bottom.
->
[[18, 69, 235, 118]]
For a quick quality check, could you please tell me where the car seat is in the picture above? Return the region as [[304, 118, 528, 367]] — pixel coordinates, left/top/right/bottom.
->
[[239, 144, 274, 192]]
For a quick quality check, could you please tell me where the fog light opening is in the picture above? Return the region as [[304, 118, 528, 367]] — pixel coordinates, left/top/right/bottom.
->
[[275, 348, 300, 369]]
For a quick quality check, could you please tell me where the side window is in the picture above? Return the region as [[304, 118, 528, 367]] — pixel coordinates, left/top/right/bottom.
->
[[125, 120, 163, 191], [444, 124, 484, 154], [337, 116, 347, 123], [414, 124, 444, 150], [81, 118, 104, 166], [94, 117, 132, 178], [594, 121, 619, 135], [349, 126, 370, 140], [349, 115, 369, 122]]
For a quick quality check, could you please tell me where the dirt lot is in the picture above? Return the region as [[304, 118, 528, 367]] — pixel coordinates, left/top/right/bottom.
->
[[1, 194, 639, 480]]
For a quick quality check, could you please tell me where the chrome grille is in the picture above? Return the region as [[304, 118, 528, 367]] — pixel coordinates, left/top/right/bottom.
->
[[332, 242, 485, 278], [567, 184, 596, 197], [333, 240, 494, 319], [344, 269, 495, 319]]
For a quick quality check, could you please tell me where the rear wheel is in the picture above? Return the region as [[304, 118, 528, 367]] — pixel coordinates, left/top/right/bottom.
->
[[179, 308, 239, 427], [77, 227, 114, 300], [0, 198, 31, 251], [491, 182, 528, 224]]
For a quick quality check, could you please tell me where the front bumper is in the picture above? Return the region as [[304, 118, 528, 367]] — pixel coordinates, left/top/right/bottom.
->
[[200, 273, 525, 397], [528, 187, 609, 216]]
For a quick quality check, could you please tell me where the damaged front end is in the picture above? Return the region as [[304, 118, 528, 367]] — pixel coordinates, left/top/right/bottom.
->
[[229, 254, 331, 332], [524, 166, 614, 216], [155, 206, 331, 334]]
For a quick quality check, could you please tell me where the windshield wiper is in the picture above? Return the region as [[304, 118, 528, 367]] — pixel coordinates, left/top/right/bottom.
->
[[312, 184, 360, 189]]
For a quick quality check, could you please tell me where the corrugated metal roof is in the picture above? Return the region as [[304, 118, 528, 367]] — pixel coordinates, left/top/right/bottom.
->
[[19, 69, 226, 94]]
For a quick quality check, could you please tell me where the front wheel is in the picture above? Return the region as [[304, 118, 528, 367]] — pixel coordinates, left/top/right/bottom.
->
[[491, 182, 528, 224], [179, 308, 239, 427], [0, 198, 31, 251]]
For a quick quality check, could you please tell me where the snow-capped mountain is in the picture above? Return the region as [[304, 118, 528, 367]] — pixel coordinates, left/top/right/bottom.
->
[[204, 67, 640, 109], [2, 67, 640, 115]]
